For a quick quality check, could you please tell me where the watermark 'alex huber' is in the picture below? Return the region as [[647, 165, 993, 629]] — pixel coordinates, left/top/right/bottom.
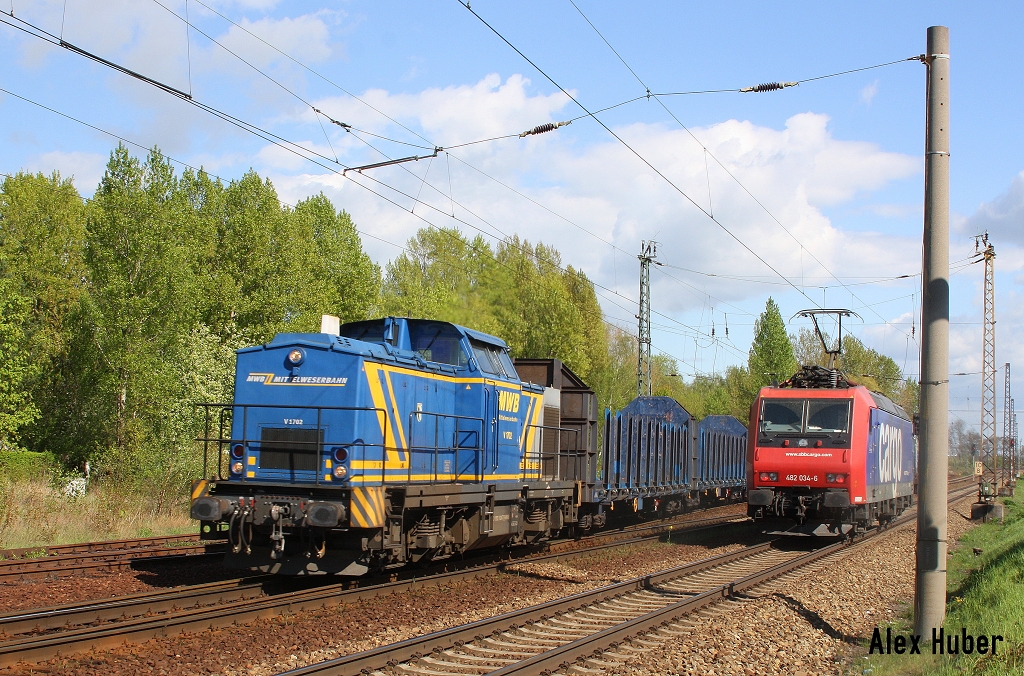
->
[[869, 627, 1005, 655]]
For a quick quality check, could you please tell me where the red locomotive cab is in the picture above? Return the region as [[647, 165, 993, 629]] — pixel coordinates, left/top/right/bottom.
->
[[747, 375, 915, 533], [748, 384, 878, 527], [752, 389, 858, 484]]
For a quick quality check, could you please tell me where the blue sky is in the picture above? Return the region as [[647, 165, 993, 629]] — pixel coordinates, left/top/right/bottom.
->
[[2, 1, 1022, 429]]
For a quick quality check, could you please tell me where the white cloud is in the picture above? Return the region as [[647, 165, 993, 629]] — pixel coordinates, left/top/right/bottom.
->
[[23, 150, 107, 195], [861, 80, 879, 105], [213, 12, 340, 69], [963, 170, 1024, 248], [265, 75, 922, 330]]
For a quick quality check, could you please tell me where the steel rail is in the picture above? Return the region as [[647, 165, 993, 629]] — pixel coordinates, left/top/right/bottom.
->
[[497, 484, 980, 676], [275, 484, 979, 676], [275, 544, 780, 676], [0, 509, 744, 637], [0, 533, 209, 560], [0, 511, 749, 666], [0, 544, 225, 582]]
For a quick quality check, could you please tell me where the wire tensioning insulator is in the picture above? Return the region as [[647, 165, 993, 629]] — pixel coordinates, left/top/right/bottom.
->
[[739, 81, 799, 93], [519, 120, 571, 138]]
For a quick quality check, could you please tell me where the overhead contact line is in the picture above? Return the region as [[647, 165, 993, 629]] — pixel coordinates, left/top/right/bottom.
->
[[164, 1, 762, 327], [457, 1, 826, 311], [563, 0, 922, 346]]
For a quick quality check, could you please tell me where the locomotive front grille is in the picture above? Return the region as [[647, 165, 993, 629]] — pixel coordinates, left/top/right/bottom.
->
[[259, 427, 324, 471]]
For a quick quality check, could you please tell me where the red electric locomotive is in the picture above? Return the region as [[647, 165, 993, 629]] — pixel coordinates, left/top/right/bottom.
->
[[746, 366, 916, 535]]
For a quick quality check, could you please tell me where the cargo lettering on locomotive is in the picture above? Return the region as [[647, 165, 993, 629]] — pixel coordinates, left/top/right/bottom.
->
[[877, 423, 903, 483]]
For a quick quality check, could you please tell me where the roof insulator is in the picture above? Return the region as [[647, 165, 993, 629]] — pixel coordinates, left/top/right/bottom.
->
[[519, 120, 571, 138], [739, 81, 799, 93]]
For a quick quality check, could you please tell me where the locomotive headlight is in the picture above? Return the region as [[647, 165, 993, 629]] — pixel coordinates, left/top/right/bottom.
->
[[826, 474, 835, 483], [231, 461, 244, 474], [287, 349, 304, 365], [332, 465, 348, 479], [769, 472, 778, 481]]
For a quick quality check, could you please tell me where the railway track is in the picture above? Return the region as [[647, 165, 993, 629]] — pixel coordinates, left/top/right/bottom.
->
[[0, 508, 748, 667], [0, 534, 226, 583], [277, 483, 979, 676]]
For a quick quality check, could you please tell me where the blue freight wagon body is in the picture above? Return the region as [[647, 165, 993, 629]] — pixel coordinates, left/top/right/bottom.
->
[[599, 397, 746, 514], [866, 407, 915, 500], [696, 415, 748, 491]]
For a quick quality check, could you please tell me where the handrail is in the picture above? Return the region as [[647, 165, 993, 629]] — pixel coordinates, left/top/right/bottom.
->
[[522, 423, 585, 482], [194, 402, 391, 485], [406, 410, 486, 483]]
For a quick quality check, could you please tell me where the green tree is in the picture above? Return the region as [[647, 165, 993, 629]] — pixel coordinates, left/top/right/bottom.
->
[[290, 194, 380, 327], [0, 172, 88, 455], [749, 297, 797, 387], [0, 282, 38, 448], [84, 146, 201, 478], [381, 227, 608, 387]]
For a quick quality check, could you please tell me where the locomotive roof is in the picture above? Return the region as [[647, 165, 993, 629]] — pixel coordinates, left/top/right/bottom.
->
[[759, 383, 912, 422]]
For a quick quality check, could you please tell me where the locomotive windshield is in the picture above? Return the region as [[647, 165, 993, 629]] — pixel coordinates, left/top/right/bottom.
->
[[761, 400, 803, 433], [760, 399, 850, 435], [409, 321, 468, 367], [806, 400, 850, 433]]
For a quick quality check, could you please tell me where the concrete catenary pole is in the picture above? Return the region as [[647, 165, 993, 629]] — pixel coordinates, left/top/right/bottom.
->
[[915, 25, 950, 639]]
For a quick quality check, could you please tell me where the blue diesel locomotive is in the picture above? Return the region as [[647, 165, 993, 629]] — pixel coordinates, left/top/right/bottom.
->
[[190, 316, 746, 576]]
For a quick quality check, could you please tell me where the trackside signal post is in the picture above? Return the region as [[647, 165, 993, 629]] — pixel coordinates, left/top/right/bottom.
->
[[915, 25, 950, 639]]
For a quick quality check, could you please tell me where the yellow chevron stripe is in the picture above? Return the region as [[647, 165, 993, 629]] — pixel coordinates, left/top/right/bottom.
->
[[349, 487, 385, 528], [350, 488, 372, 528], [190, 479, 209, 500], [363, 363, 389, 441], [383, 369, 408, 453], [363, 364, 407, 469]]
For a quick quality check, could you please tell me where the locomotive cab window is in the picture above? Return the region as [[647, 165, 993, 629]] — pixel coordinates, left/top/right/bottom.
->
[[470, 340, 517, 379], [806, 400, 850, 433], [340, 319, 385, 343], [760, 400, 803, 433], [496, 349, 519, 380], [409, 321, 468, 367]]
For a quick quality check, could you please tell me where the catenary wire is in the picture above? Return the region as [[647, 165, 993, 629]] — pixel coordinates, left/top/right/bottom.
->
[[563, 0, 919, 343], [168, 3, 764, 322], [458, 0, 829, 312]]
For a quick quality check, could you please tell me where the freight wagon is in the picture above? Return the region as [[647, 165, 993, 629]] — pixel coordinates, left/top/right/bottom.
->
[[190, 316, 747, 575]]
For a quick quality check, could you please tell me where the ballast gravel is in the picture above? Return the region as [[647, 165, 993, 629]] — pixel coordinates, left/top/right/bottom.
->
[[2, 519, 753, 676], [590, 494, 979, 676], [0, 559, 244, 613]]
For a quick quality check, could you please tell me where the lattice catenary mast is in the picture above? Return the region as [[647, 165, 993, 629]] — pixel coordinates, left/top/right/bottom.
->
[[1003, 363, 1013, 488], [636, 241, 658, 398], [977, 234, 997, 488]]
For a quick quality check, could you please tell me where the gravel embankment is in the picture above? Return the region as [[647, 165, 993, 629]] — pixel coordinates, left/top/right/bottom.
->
[[0, 558, 245, 613], [2, 504, 745, 615], [594, 494, 979, 676], [4, 520, 757, 676]]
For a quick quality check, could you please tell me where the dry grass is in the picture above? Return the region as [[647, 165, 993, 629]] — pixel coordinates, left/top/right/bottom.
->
[[0, 478, 195, 550]]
